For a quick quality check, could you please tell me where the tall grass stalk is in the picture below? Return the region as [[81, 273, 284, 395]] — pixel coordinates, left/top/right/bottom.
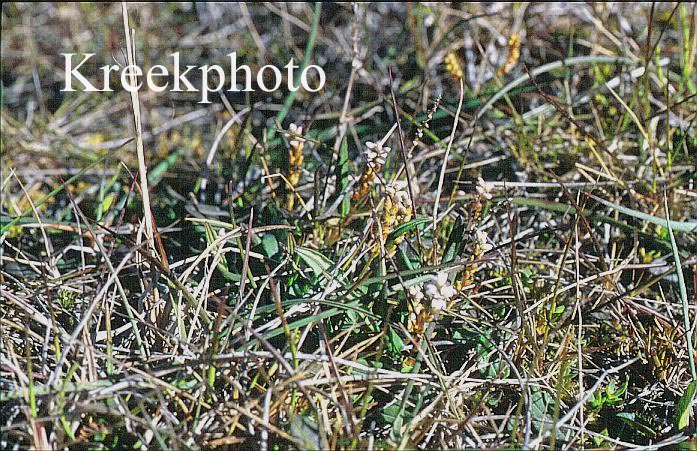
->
[[122, 2, 154, 250], [665, 192, 696, 380]]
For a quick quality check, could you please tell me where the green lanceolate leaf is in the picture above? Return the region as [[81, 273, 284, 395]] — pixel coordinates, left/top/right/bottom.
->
[[386, 217, 430, 246], [338, 136, 351, 218], [295, 246, 333, 277], [675, 380, 697, 430], [261, 233, 280, 258], [442, 216, 465, 264]]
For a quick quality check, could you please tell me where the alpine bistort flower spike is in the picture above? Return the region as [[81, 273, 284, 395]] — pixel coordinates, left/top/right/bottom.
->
[[285, 123, 305, 210]]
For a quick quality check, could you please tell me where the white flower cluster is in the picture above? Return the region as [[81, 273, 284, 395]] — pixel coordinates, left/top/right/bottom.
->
[[475, 229, 493, 254], [285, 123, 305, 148], [389, 179, 420, 197], [385, 184, 410, 207], [365, 141, 390, 169], [408, 272, 456, 312], [476, 177, 493, 200]]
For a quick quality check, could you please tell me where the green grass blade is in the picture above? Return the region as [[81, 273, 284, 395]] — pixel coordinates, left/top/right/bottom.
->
[[665, 194, 696, 380], [592, 193, 697, 233]]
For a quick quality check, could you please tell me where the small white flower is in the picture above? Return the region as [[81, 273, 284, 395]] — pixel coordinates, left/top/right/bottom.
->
[[476, 229, 493, 253], [424, 283, 439, 299], [440, 285, 457, 299], [409, 272, 456, 313], [394, 190, 410, 205], [476, 177, 493, 200], [408, 285, 424, 302], [285, 123, 305, 146], [287, 123, 302, 136], [365, 141, 389, 167], [431, 297, 447, 311], [420, 272, 457, 312], [435, 272, 448, 289], [392, 180, 416, 196]]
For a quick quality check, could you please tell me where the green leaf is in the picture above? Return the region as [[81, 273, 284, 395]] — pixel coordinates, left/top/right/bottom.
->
[[148, 147, 185, 185], [380, 404, 402, 424], [530, 389, 553, 432], [381, 402, 414, 426], [173, 378, 199, 390], [261, 233, 280, 258], [615, 412, 657, 438], [295, 246, 333, 277], [338, 137, 351, 218], [99, 192, 117, 215], [675, 380, 697, 430], [588, 390, 604, 412], [604, 378, 627, 405], [397, 247, 415, 271], [386, 327, 404, 356], [218, 267, 241, 283], [386, 217, 430, 245], [442, 216, 465, 263], [666, 198, 697, 380]]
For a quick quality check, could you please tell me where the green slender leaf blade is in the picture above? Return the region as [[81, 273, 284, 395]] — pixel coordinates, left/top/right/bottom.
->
[[590, 194, 697, 233], [338, 137, 351, 218], [386, 217, 430, 245], [442, 216, 465, 264], [296, 246, 333, 277], [676, 380, 697, 430]]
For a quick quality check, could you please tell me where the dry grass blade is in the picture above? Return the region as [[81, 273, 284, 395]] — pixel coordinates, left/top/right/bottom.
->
[[432, 76, 464, 250], [121, 2, 154, 251]]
